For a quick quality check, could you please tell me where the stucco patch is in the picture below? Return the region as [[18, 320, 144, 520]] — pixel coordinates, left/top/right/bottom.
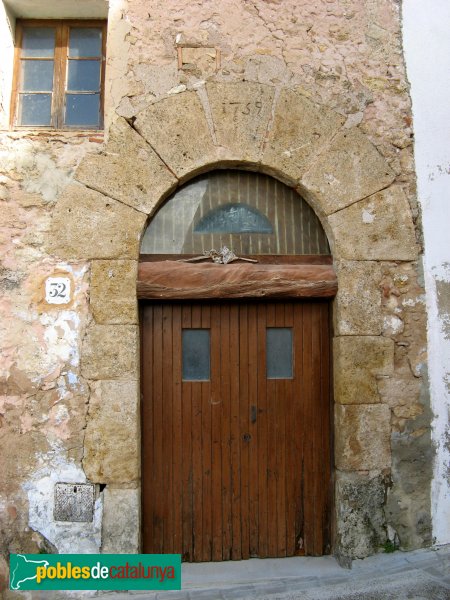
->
[[302, 128, 395, 215]]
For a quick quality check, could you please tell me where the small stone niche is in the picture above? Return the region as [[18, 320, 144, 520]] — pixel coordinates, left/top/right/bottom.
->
[[54, 483, 95, 523]]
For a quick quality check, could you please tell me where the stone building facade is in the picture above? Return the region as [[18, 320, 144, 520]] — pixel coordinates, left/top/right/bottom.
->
[[0, 0, 448, 595]]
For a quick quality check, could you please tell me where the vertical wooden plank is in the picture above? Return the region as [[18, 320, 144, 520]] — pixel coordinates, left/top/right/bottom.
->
[[312, 302, 323, 554], [293, 303, 305, 555], [191, 304, 203, 561], [162, 304, 173, 553], [284, 302, 296, 556], [141, 304, 153, 552], [320, 302, 332, 554], [266, 303, 278, 557], [172, 305, 183, 554], [152, 304, 164, 553], [181, 304, 193, 561], [220, 303, 232, 560], [302, 303, 314, 555], [211, 303, 223, 561], [248, 303, 259, 557], [239, 303, 250, 559], [275, 303, 287, 557], [230, 303, 241, 560], [201, 304, 212, 561], [257, 303, 269, 557]]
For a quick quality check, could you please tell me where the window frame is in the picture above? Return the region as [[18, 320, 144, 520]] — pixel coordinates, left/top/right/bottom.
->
[[10, 19, 107, 130]]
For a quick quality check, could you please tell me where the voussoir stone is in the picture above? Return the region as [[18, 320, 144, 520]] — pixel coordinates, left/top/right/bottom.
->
[[334, 260, 383, 335], [335, 404, 391, 471], [262, 88, 345, 182], [329, 186, 418, 260], [75, 118, 177, 214], [134, 91, 217, 179], [90, 260, 138, 324], [81, 324, 138, 380], [46, 184, 146, 260], [83, 380, 139, 483], [334, 336, 394, 405], [302, 128, 395, 215], [206, 81, 275, 162]]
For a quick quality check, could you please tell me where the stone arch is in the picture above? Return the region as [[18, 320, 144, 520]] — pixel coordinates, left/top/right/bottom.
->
[[46, 82, 419, 558]]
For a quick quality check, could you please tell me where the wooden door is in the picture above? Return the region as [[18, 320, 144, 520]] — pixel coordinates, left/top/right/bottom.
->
[[141, 300, 332, 561]]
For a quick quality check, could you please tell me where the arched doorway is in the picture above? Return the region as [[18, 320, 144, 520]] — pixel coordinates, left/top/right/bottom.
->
[[139, 170, 336, 560]]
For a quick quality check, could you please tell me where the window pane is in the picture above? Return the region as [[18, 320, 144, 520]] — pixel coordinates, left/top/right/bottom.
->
[[22, 27, 55, 57], [182, 329, 210, 381], [21, 60, 54, 91], [69, 28, 102, 57], [65, 94, 100, 127], [19, 94, 52, 126], [67, 60, 101, 91], [266, 328, 293, 379], [194, 203, 273, 233]]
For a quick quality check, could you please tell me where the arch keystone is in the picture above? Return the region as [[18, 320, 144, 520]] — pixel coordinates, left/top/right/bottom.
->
[[206, 81, 275, 162]]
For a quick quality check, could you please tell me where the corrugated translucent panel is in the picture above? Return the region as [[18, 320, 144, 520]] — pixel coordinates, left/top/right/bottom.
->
[[141, 170, 330, 255], [266, 328, 293, 379]]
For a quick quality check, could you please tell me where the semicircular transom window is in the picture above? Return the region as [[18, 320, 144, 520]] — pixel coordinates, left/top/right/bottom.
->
[[141, 170, 330, 255]]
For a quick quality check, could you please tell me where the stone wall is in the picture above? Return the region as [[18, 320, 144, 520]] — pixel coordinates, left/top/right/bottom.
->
[[0, 0, 433, 594]]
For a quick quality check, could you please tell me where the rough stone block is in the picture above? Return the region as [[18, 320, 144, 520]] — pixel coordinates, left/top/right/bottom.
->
[[334, 261, 383, 335], [336, 472, 388, 559], [302, 128, 395, 215], [75, 118, 177, 214], [329, 186, 417, 260], [262, 88, 345, 182], [81, 325, 138, 380], [335, 404, 391, 470], [334, 336, 394, 404], [46, 184, 146, 260], [207, 81, 275, 162], [90, 260, 138, 324], [83, 381, 139, 483], [102, 487, 139, 552], [134, 91, 217, 179]]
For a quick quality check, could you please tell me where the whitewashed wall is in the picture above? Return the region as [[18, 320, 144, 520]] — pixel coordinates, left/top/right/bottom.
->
[[403, 0, 450, 545]]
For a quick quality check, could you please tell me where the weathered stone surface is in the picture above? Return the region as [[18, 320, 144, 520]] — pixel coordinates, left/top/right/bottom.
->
[[302, 128, 395, 215], [83, 381, 139, 483], [262, 88, 345, 182], [75, 118, 177, 214], [207, 81, 275, 162], [81, 325, 138, 380], [335, 404, 391, 470], [334, 336, 394, 405], [46, 184, 146, 260], [336, 472, 388, 559], [102, 488, 139, 552], [134, 91, 217, 179], [90, 260, 138, 324], [334, 261, 383, 335], [329, 186, 418, 260]]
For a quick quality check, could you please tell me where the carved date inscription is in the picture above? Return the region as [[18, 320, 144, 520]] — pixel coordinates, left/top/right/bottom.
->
[[222, 100, 263, 118]]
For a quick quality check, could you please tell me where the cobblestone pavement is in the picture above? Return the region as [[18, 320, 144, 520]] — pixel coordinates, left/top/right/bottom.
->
[[91, 545, 450, 600]]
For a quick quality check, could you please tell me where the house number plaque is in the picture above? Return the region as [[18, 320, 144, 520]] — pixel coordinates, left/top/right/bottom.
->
[[45, 276, 72, 305]]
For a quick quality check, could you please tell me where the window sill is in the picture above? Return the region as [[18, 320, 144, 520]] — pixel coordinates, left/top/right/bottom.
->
[[0, 128, 104, 142]]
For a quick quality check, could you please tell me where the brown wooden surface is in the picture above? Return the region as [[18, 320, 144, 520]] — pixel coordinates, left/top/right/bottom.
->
[[141, 300, 332, 560], [137, 262, 337, 300], [140, 254, 333, 264]]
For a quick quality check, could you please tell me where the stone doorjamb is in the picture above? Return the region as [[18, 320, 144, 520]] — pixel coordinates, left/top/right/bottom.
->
[[46, 82, 418, 560]]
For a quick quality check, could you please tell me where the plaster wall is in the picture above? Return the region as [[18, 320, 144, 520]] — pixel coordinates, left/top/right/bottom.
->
[[402, 0, 450, 545], [0, 0, 435, 593]]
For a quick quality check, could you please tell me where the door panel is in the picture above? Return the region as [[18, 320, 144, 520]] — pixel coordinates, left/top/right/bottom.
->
[[141, 300, 332, 560]]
